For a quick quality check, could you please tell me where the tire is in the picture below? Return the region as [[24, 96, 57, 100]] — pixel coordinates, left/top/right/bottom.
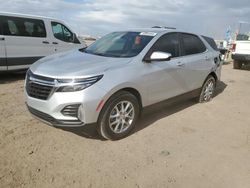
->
[[199, 76, 216, 103], [233, 60, 242, 69], [97, 91, 140, 140]]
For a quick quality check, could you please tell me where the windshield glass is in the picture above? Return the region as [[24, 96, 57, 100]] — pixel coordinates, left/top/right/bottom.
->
[[84, 32, 155, 58], [237, 23, 250, 41]]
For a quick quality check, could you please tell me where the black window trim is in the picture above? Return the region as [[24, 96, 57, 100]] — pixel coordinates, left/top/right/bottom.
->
[[143, 32, 182, 62], [179, 32, 207, 57], [0, 17, 3, 35], [0, 15, 47, 38], [51, 21, 78, 43]]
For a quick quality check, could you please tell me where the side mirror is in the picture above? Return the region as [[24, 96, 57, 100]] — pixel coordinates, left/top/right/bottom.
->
[[145, 51, 172, 62]]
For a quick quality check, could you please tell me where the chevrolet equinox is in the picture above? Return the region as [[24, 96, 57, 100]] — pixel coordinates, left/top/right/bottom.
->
[[25, 28, 222, 140]]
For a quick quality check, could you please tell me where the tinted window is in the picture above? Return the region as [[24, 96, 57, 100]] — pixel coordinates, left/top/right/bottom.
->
[[0, 17, 2, 35], [51, 22, 80, 43], [149, 33, 180, 58], [202, 36, 218, 51], [84, 32, 153, 58], [181, 33, 206, 55], [2, 16, 46, 37]]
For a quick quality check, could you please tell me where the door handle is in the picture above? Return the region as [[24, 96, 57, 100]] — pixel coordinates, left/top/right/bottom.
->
[[42, 41, 49, 44], [52, 42, 58, 45], [205, 56, 210, 61], [0, 37, 5, 41], [177, 62, 185, 67]]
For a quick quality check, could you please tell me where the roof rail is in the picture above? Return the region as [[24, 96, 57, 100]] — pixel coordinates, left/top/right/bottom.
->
[[152, 26, 176, 30]]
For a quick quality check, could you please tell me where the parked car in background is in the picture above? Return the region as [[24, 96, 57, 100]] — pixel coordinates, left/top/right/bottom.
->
[[232, 23, 250, 69], [0, 12, 86, 71], [25, 28, 221, 140]]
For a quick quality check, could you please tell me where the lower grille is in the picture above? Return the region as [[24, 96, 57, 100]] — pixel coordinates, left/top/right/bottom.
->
[[27, 105, 84, 126], [27, 105, 57, 124]]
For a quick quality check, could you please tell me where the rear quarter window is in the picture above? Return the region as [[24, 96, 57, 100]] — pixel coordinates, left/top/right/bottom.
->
[[181, 33, 206, 56], [202, 36, 218, 51]]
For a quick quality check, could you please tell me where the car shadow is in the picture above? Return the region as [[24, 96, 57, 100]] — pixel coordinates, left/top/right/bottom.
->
[[0, 70, 27, 84], [133, 81, 227, 134], [60, 81, 227, 140]]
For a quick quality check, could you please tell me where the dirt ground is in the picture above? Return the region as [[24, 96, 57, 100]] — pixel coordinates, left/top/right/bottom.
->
[[0, 63, 250, 188]]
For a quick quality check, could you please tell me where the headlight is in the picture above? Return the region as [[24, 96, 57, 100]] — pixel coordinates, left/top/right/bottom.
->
[[56, 75, 103, 92]]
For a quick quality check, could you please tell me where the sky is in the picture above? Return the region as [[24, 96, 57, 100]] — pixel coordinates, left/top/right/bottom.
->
[[0, 0, 250, 39]]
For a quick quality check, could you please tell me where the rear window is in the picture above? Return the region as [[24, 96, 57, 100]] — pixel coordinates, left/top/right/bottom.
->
[[1, 16, 46, 38], [181, 33, 206, 56], [202, 36, 218, 51], [236, 23, 250, 41], [236, 34, 249, 41]]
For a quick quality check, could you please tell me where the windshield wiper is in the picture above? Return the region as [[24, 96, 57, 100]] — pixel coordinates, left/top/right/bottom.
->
[[79, 47, 87, 52]]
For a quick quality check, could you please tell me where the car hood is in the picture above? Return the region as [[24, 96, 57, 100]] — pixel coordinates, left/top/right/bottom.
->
[[30, 50, 133, 78]]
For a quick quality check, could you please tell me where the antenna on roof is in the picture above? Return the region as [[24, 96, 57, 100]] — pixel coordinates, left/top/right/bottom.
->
[[152, 26, 176, 30]]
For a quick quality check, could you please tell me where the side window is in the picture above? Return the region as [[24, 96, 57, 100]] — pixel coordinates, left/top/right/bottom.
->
[[181, 33, 206, 55], [150, 33, 180, 58], [51, 22, 75, 43], [2, 16, 46, 37]]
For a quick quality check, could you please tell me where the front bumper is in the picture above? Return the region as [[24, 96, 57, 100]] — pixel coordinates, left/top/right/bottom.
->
[[25, 84, 105, 127]]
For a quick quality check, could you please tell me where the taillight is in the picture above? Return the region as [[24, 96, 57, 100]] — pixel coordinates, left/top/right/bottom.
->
[[232, 43, 236, 52]]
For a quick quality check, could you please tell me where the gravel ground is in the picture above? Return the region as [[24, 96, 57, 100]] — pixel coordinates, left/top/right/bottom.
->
[[0, 63, 250, 188]]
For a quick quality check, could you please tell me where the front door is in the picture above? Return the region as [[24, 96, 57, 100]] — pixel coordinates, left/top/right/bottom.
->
[[143, 33, 187, 105], [51, 21, 82, 53]]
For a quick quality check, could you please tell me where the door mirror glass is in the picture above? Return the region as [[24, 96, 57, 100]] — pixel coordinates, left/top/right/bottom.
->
[[150, 51, 172, 61]]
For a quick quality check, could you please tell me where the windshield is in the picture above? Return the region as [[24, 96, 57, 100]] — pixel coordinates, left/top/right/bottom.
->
[[237, 23, 250, 41], [84, 32, 154, 58]]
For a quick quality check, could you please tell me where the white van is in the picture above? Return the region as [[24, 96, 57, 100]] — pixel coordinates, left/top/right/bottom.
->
[[0, 12, 86, 71]]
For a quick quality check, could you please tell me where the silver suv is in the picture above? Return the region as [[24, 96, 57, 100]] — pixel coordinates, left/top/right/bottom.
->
[[25, 28, 222, 140]]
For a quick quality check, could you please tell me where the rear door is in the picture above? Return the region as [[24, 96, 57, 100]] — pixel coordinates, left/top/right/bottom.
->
[[0, 17, 7, 71], [178, 33, 209, 91], [2, 16, 53, 70], [50, 21, 83, 53]]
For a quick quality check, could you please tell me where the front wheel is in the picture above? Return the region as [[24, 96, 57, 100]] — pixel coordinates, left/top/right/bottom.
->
[[199, 76, 216, 103], [97, 91, 140, 140]]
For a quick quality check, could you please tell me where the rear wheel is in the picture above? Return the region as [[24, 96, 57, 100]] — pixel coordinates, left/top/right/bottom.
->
[[97, 91, 140, 140], [233, 60, 242, 69], [199, 76, 216, 103]]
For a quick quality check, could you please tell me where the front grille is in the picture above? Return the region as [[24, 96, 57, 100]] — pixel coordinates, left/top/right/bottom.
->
[[27, 105, 84, 126], [26, 82, 54, 100], [26, 70, 55, 100], [61, 104, 80, 117]]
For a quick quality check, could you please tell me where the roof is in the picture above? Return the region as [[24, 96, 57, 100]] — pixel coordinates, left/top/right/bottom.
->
[[116, 27, 178, 34], [0, 12, 58, 21]]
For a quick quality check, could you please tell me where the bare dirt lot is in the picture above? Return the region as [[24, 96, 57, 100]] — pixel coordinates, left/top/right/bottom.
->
[[0, 63, 250, 188]]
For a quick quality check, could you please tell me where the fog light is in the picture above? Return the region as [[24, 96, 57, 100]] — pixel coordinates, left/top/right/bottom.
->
[[78, 105, 84, 122], [61, 104, 80, 118]]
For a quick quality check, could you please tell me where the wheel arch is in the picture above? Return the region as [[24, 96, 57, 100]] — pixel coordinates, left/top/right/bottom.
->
[[208, 71, 218, 82], [97, 87, 143, 121]]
